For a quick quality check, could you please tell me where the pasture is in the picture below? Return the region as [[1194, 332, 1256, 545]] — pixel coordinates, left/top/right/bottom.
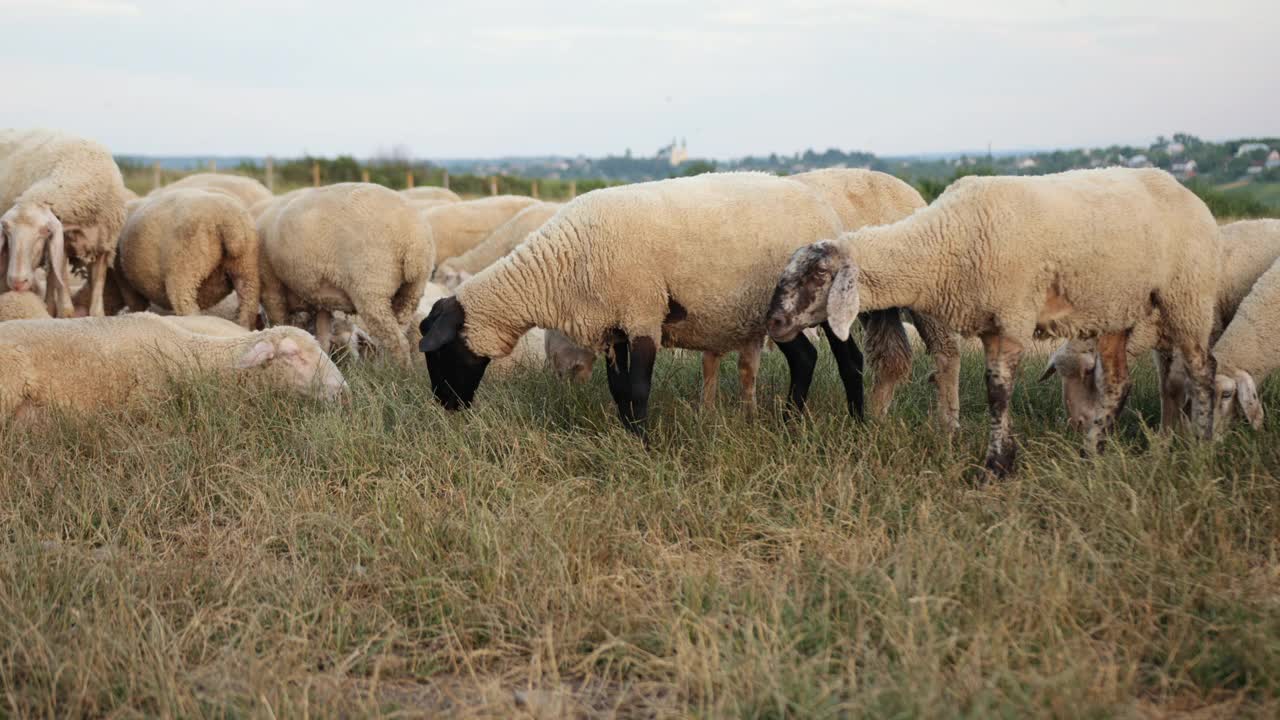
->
[[2, 343, 1277, 717]]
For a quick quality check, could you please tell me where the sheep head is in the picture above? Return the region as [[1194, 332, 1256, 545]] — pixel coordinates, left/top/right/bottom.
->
[[767, 240, 860, 342], [1040, 340, 1103, 432], [234, 328, 349, 402], [419, 296, 490, 410], [1, 202, 71, 299], [1214, 370, 1264, 431]]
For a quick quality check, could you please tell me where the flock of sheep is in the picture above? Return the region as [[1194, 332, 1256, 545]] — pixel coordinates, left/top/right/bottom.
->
[[2, 128, 1277, 477]]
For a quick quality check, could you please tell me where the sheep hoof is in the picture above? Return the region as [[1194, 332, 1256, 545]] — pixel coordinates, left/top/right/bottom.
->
[[983, 448, 1017, 479]]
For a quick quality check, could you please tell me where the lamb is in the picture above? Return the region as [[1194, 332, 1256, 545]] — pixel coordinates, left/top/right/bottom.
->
[[1042, 219, 1280, 430], [418, 172, 860, 431], [765, 168, 1222, 477], [154, 173, 273, 209], [0, 313, 347, 421], [423, 195, 540, 267], [1208, 253, 1280, 430], [401, 187, 461, 204], [1, 129, 129, 318], [436, 202, 563, 288], [0, 291, 50, 322], [108, 188, 261, 328], [257, 182, 433, 365]]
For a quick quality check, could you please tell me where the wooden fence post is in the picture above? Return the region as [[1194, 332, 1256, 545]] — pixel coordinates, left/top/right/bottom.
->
[[569, 180, 576, 199], [265, 157, 275, 192], [531, 180, 538, 199], [489, 176, 498, 196], [361, 169, 371, 184], [407, 171, 415, 189], [152, 161, 162, 190], [442, 170, 449, 190], [312, 161, 320, 187]]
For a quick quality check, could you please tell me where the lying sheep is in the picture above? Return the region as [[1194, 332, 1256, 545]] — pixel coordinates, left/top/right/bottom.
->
[[258, 183, 433, 365], [436, 202, 563, 288], [1042, 219, 1280, 430], [1, 129, 129, 317], [0, 291, 51, 322], [154, 173, 273, 209], [401, 187, 461, 204], [109, 188, 261, 328], [1209, 253, 1280, 430], [766, 168, 1222, 477], [0, 313, 347, 421], [419, 172, 856, 431], [423, 195, 540, 267]]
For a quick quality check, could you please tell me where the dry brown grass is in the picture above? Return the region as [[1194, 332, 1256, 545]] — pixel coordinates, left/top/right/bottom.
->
[[2, 348, 1278, 717]]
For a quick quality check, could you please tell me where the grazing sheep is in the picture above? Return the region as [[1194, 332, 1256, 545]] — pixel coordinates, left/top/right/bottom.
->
[[1209, 253, 1280, 430], [766, 168, 1222, 477], [436, 202, 563, 288], [401, 186, 461, 204], [423, 195, 540, 267], [0, 313, 347, 421], [787, 168, 964, 429], [0, 291, 50, 322], [418, 172, 855, 432], [154, 173, 272, 209], [110, 188, 261, 328], [1042, 219, 1280, 430], [257, 183, 433, 365], [1, 129, 129, 318]]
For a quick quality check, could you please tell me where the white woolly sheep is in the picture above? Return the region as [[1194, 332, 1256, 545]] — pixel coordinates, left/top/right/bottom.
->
[[401, 187, 461, 204], [1, 129, 129, 318], [423, 195, 540, 268], [0, 291, 51, 322], [257, 182, 433, 365], [108, 188, 261, 328], [0, 313, 347, 421], [418, 172, 856, 432], [1209, 252, 1280, 430], [1042, 218, 1280, 431], [766, 168, 1222, 477], [436, 202, 563, 288], [154, 173, 273, 209]]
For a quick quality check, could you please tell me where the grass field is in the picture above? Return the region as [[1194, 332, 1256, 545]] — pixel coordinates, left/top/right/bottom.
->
[[2, 345, 1278, 717]]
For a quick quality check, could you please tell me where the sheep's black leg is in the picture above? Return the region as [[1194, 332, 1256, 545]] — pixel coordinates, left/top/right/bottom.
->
[[776, 332, 818, 415], [606, 336, 633, 428], [823, 321, 865, 420], [627, 337, 659, 436]]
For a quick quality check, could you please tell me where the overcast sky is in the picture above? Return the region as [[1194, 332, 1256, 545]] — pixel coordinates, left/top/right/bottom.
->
[[2, 0, 1277, 159]]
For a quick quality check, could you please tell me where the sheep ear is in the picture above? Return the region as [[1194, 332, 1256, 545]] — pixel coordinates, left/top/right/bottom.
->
[[235, 340, 276, 369], [44, 215, 73, 300], [826, 261, 861, 342], [419, 296, 464, 353], [1235, 371, 1264, 430]]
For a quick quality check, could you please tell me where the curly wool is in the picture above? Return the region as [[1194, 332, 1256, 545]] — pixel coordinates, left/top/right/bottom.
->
[[423, 195, 541, 266], [438, 201, 563, 278], [154, 173, 273, 209]]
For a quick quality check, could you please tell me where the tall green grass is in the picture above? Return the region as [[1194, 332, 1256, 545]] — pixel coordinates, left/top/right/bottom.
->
[[2, 348, 1277, 717]]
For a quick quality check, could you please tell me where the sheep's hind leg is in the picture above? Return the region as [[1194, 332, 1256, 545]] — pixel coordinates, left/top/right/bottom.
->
[[700, 352, 721, 411], [1177, 341, 1216, 441], [980, 334, 1024, 478], [738, 340, 763, 419], [355, 301, 412, 367], [1152, 349, 1184, 432], [822, 321, 865, 420], [85, 255, 107, 318], [1085, 331, 1132, 454], [313, 309, 333, 354], [776, 331, 818, 416]]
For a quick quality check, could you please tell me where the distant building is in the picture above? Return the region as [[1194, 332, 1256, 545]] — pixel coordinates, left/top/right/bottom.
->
[[1165, 142, 1185, 156], [656, 137, 688, 167], [1247, 163, 1264, 175], [1236, 142, 1270, 157], [1126, 154, 1152, 168], [1267, 150, 1280, 169], [1171, 159, 1198, 178], [1017, 157, 1038, 170]]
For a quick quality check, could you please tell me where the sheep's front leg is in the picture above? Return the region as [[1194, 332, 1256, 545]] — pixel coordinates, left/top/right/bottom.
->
[[1177, 341, 1216, 441], [1086, 331, 1132, 454], [86, 255, 107, 317], [313, 309, 333, 354], [700, 352, 721, 411], [912, 311, 962, 433], [981, 334, 1024, 478], [737, 340, 763, 419], [1152, 349, 1187, 432], [822, 321, 865, 420], [776, 331, 818, 415], [627, 337, 658, 434]]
